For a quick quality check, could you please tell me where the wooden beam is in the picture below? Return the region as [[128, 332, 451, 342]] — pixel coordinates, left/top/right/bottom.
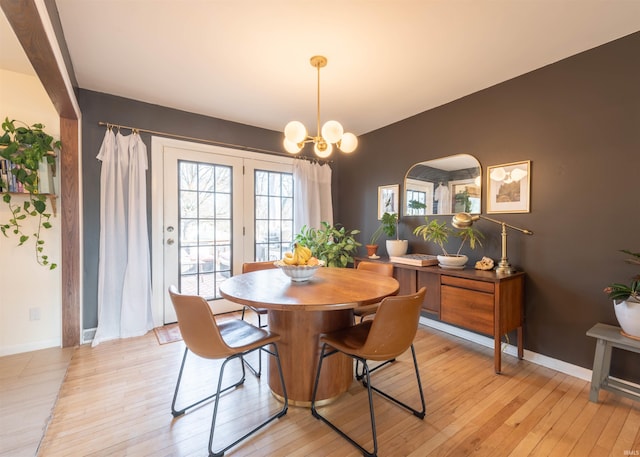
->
[[2, 0, 81, 347]]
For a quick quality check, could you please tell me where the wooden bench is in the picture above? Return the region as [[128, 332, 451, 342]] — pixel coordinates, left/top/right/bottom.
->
[[586, 323, 640, 403]]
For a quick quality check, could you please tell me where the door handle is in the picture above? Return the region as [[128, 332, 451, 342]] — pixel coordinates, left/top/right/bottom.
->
[[166, 238, 175, 245]]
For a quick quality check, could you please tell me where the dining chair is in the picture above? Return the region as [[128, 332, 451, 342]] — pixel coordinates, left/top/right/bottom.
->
[[168, 285, 288, 457], [311, 287, 427, 457], [240, 260, 276, 376], [354, 260, 395, 380], [353, 261, 394, 322]]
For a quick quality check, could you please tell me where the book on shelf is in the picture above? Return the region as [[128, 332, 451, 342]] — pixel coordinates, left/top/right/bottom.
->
[[389, 254, 438, 266]]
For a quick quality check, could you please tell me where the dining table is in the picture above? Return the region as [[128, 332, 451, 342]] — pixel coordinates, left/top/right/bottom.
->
[[218, 266, 399, 406]]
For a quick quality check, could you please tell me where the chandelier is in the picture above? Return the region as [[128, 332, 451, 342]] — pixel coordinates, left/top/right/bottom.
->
[[283, 55, 358, 158]]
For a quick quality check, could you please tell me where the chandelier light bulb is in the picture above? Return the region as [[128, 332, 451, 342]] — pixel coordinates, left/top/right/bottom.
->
[[321, 120, 344, 144], [284, 121, 307, 144], [283, 138, 302, 154], [338, 132, 358, 153], [314, 141, 332, 158]]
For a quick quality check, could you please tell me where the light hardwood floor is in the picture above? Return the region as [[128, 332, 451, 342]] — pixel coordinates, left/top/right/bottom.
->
[[3, 313, 639, 457]]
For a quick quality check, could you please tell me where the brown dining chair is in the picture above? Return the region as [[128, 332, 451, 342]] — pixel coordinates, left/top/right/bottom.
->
[[311, 287, 427, 457], [168, 285, 288, 457], [354, 260, 395, 380], [353, 261, 394, 321], [240, 260, 277, 376]]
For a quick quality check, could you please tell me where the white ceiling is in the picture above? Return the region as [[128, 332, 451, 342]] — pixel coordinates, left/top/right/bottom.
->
[[3, 1, 640, 136]]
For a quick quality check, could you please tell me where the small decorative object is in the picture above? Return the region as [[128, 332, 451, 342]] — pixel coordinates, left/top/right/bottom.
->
[[475, 256, 495, 271], [377, 184, 398, 220], [487, 160, 531, 214], [604, 249, 640, 339], [413, 216, 483, 269], [294, 222, 361, 268], [389, 254, 438, 267], [0, 118, 59, 269]]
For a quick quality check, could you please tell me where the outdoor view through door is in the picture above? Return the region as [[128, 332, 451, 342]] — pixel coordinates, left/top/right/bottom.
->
[[177, 162, 294, 300]]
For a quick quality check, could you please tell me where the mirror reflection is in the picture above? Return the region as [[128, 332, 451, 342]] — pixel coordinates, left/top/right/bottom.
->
[[403, 154, 481, 216]]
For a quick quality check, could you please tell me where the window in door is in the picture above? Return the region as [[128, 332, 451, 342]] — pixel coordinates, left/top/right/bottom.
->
[[178, 160, 232, 300], [254, 169, 294, 261]]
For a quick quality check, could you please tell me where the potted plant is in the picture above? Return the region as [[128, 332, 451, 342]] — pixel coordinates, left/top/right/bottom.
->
[[413, 216, 483, 269], [367, 212, 397, 258], [294, 221, 361, 268], [0, 118, 59, 269], [378, 212, 408, 257], [604, 249, 640, 338]]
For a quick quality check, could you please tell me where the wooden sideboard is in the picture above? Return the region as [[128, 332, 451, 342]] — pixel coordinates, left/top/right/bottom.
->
[[355, 257, 525, 373]]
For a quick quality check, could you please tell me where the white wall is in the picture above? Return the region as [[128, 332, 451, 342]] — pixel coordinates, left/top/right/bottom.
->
[[0, 68, 62, 355]]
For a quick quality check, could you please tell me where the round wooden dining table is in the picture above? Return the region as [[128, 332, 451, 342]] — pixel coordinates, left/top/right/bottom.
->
[[218, 266, 399, 405]]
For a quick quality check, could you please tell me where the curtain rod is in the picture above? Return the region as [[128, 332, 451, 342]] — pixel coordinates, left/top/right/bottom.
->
[[97, 121, 331, 164]]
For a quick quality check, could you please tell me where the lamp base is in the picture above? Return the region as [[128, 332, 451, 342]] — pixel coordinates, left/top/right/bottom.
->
[[495, 261, 516, 275]]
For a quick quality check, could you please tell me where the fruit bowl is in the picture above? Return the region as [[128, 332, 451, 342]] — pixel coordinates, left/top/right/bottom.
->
[[273, 260, 325, 282]]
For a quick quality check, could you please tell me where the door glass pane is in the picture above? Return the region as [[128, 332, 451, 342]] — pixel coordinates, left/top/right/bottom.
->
[[254, 169, 294, 262], [178, 160, 232, 299]]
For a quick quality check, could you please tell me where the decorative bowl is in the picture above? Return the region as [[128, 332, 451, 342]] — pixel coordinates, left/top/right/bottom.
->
[[273, 260, 325, 282]]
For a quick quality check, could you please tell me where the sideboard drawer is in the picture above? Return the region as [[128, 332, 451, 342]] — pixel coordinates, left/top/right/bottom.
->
[[441, 275, 494, 294], [441, 285, 493, 335]]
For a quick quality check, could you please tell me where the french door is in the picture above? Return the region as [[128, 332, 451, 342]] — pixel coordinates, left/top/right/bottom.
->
[[151, 138, 293, 324]]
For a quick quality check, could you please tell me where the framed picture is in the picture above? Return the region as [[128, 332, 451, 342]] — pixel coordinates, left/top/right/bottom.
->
[[487, 160, 531, 213], [378, 184, 399, 219]]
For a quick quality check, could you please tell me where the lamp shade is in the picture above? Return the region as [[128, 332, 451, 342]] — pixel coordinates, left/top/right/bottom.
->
[[338, 132, 358, 153], [284, 121, 307, 144], [283, 138, 302, 154], [321, 120, 344, 144], [314, 142, 332, 158], [451, 212, 479, 229], [489, 167, 507, 182]]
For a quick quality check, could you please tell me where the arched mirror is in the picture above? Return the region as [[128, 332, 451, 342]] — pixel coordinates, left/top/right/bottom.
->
[[403, 154, 481, 216]]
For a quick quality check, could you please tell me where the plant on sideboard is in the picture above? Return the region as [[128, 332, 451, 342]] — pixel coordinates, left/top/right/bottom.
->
[[367, 212, 397, 257], [0, 118, 59, 269], [413, 216, 483, 268], [294, 221, 361, 268]]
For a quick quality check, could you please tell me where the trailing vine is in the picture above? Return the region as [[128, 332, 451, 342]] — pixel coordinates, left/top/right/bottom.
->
[[0, 118, 59, 269]]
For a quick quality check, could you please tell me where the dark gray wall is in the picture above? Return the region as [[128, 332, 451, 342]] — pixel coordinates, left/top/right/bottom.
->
[[336, 32, 640, 381], [79, 90, 288, 328], [80, 32, 639, 382]]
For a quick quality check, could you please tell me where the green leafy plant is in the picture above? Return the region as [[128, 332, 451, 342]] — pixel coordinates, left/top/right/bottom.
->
[[604, 250, 640, 302], [369, 212, 397, 244], [0, 118, 59, 269], [294, 221, 361, 268], [413, 216, 483, 256]]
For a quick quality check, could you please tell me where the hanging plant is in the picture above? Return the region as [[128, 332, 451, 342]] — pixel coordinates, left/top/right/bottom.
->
[[0, 118, 59, 269]]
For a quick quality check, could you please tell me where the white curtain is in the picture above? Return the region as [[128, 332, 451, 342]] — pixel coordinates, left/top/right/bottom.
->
[[293, 160, 333, 233], [93, 130, 153, 347]]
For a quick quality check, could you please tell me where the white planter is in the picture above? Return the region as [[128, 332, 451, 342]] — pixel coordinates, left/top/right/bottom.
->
[[614, 298, 640, 338], [386, 240, 408, 257], [437, 254, 468, 270]]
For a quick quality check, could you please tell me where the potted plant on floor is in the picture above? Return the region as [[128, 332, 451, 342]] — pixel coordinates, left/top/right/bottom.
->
[[413, 216, 483, 269], [294, 221, 361, 268], [0, 118, 59, 269], [367, 212, 397, 258], [604, 249, 640, 339]]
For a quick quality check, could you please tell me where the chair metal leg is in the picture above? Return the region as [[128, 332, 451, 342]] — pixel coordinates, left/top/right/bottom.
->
[[241, 309, 266, 378], [208, 343, 288, 457], [361, 344, 426, 419], [355, 357, 397, 381], [171, 347, 246, 417], [312, 343, 426, 456], [312, 343, 378, 456]]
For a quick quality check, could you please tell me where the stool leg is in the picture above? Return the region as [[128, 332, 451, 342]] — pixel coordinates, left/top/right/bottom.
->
[[589, 338, 609, 402]]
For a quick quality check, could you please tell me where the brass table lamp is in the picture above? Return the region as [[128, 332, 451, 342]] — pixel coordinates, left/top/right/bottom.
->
[[451, 212, 533, 275]]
